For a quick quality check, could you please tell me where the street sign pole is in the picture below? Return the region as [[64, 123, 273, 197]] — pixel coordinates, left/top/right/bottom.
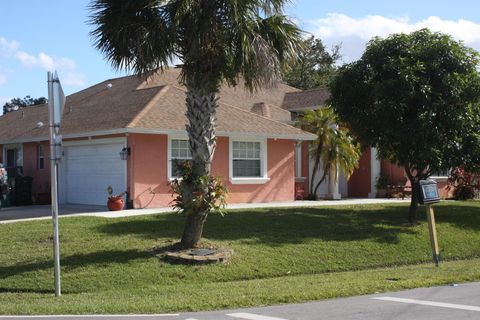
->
[[47, 71, 62, 297]]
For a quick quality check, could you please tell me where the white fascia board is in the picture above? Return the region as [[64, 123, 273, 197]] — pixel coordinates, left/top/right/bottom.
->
[[0, 127, 315, 145]]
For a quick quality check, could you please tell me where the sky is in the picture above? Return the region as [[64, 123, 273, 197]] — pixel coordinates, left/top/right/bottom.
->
[[2, 0, 480, 109]]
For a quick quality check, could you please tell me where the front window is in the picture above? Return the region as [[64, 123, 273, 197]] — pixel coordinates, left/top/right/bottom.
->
[[37, 145, 45, 170], [232, 141, 262, 177], [170, 139, 192, 178]]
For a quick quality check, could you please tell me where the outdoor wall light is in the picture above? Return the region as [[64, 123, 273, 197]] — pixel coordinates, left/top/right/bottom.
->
[[120, 147, 130, 160]]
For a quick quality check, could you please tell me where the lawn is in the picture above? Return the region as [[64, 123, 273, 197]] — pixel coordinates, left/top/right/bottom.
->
[[0, 201, 480, 314]]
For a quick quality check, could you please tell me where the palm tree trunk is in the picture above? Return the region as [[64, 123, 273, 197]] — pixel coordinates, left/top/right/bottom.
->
[[313, 165, 329, 196], [182, 213, 208, 248], [180, 86, 218, 248], [309, 141, 323, 195]]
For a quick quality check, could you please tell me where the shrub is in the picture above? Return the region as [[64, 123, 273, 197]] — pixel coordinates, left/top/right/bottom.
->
[[447, 167, 480, 200]]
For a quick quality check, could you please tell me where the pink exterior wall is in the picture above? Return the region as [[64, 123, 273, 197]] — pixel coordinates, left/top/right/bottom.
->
[[212, 137, 295, 204], [128, 134, 171, 208], [128, 134, 296, 208], [20, 142, 51, 200], [381, 161, 453, 199], [381, 160, 406, 185], [348, 148, 372, 198]]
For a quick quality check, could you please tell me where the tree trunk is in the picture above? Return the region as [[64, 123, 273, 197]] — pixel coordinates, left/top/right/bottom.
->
[[313, 165, 329, 196], [181, 213, 207, 248], [405, 168, 419, 224], [409, 180, 419, 223], [180, 86, 218, 248], [309, 145, 321, 194]]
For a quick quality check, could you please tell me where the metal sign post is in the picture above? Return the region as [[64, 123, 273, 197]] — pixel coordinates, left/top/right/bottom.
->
[[419, 180, 441, 267], [47, 71, 65, 297], [426, 205, 440, 266]]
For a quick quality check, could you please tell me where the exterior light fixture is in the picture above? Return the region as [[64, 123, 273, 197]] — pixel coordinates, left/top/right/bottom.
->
[[120, 147, 130, 160]]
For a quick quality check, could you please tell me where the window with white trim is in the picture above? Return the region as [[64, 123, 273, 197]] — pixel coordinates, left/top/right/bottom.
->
[[431, 168, 450, 178], [170, 139, 192, 178], [232, 141, 262, 177], [37, 144, 45, 170]]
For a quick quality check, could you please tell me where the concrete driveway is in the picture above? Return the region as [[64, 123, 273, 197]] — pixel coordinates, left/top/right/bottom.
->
[[0, 204, 105, 221], [0, 198, 411, 224]]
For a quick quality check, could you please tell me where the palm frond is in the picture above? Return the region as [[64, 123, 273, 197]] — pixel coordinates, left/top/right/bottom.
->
[[88, 0, 175, 76]]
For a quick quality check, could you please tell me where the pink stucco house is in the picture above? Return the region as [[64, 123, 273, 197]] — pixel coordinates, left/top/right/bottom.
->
[[283, 88, 452, 199], [0, 69, 316, 208]]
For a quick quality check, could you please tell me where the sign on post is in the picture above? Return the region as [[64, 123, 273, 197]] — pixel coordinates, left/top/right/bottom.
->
[[419, 180, 441, 205], [418, 179, 441, 266], [48, 71, 65, 297]]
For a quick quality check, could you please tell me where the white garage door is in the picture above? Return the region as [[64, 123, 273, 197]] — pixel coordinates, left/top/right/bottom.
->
[[64, 142, 126, 205]]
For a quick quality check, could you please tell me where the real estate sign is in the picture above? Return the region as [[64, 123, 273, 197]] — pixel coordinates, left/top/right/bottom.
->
[[419, 180, 440, 205]]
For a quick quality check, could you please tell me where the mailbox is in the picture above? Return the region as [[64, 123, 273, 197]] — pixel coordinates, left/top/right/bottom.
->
[[418, 180, 440, 205]]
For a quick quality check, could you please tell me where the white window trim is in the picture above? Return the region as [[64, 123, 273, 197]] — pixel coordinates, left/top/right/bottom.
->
[[167, 134, 191, 181], [38, 144, 45, 170], [229, 137, 269, 185]]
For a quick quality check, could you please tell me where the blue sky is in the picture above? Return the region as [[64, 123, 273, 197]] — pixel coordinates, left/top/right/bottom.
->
[[1, 0, 480, 108]]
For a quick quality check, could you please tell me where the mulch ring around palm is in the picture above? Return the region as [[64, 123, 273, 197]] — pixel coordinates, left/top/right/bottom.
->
[[152, 240, 233, 265]]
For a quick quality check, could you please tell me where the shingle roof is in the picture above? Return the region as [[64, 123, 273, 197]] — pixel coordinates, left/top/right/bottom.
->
[[282, 87, 330, 111], [0, 69, 315, 143], [140, 68, 297, 123], [133, 85, 312, 138]]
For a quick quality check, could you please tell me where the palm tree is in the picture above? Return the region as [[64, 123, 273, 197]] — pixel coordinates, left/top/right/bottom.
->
[[89, 0, 303, 248], [296, 108, 361, 197]]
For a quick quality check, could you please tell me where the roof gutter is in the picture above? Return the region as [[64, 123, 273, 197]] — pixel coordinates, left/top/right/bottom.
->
[[0, 127, 316, 145]]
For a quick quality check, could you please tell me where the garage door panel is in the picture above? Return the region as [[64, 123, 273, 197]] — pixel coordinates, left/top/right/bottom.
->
[[64, 142, 126, 205]]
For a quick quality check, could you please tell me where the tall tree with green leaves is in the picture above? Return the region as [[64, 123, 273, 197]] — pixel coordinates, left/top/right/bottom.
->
[[89, 0, 303, 248], [296, 107, 361, 198], [330, 29, 480, 223], [283, 36, 340, 90], [2, 96, 47, 114]]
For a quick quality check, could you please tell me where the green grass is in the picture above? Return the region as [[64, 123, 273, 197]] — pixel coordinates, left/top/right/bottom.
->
[[0, 201, 479, 314]]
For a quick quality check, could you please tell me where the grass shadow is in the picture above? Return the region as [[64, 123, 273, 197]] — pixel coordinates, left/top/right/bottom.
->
[[0, 249, 152, 283], [99, 204, 421, 245]]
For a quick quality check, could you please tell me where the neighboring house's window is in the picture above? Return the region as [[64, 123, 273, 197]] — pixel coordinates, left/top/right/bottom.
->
[[169, 139, 192, 178], [230, 139, 269, 184], [431, 168, 450, 178], [37, 145, 45, 170]]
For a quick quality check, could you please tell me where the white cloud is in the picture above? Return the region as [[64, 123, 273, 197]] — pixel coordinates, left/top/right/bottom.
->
[[0, 37, 19, 54], [15, 51, 37, 67], [309, 14, 480, 63], [1, 36, 86, 86], [62, 71, 86, 86]]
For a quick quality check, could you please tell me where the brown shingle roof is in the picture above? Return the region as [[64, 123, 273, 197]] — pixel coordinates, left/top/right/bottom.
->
[[141, 68, 297, 123], [0, 69, 315, 143], [133, 85, 312, 138], [282, 88, 330, 111]]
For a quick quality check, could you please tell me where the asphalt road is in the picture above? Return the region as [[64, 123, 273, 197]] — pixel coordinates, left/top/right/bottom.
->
[[1, 281, 479, 320]]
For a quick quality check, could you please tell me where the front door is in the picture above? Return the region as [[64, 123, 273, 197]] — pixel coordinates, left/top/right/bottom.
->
[[6, 149, 16, 167]]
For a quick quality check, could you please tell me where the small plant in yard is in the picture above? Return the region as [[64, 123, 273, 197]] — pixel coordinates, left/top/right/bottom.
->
[[448, 167, 480, 200], [375, 175, 390, 190], [169, 161, 228, 247], [106, 186, 127, 211], [375, 175, 390, 197]]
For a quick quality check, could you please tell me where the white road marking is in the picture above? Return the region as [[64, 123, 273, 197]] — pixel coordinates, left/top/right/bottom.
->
[[373, 297, 480, 312], [226, 312, 288, 320], [0, 315, 179, 318]]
